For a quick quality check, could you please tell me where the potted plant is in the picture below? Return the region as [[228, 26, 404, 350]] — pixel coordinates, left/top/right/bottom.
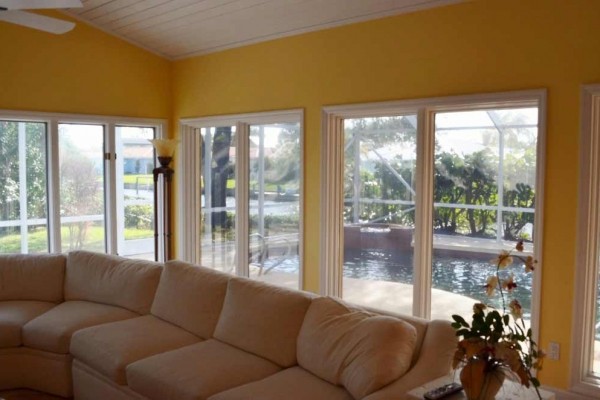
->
[[451, 240, 545, 400]]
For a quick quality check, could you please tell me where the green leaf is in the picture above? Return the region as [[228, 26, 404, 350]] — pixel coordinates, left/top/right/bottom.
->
[[531, 377, 540, 387], [452, 315, 470, 327]]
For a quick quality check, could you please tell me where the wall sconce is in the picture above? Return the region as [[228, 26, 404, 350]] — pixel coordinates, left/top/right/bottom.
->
[[149, 138, 178, 262]]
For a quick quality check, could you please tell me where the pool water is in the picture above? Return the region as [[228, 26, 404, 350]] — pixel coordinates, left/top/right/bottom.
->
[[343, 249, 533, 314], [263, 249, 533, 315]]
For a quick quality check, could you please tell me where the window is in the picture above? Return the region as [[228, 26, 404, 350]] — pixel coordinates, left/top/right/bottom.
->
[[321, 91, 545, 325], [0, 120, 48, 253], [178, 110, 303, 290], [0, 111, 165, 258], [572, 84, 600, 397]]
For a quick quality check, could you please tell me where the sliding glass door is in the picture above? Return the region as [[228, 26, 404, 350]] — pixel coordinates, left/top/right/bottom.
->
[[180, 110, 303, 290]]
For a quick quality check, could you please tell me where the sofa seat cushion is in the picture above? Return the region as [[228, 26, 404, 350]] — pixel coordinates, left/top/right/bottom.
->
[[214, 277, 312, 367], [208, 367, 354, 400], [0, 301, 56, 348], [297, 297, 418, 399], [127, 339, 281, 400], [71, 315, 201, 385], [23, 300, 138, 353], [151, 261, 230, 339]]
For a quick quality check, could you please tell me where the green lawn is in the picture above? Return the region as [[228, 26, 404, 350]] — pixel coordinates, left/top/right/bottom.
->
[[0, 225, 153, 253], [123, 174, 153, 185]]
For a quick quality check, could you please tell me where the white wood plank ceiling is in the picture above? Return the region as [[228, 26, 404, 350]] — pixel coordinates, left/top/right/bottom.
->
[[64, 0, 464, 60]]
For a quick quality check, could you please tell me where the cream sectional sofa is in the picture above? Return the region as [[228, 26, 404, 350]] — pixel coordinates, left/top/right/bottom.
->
[[0, 251, 457, 400]]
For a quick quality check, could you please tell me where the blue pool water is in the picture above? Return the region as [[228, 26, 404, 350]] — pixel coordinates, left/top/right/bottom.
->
[[343, 249, 533, 313], [265, 249, 533, 314]]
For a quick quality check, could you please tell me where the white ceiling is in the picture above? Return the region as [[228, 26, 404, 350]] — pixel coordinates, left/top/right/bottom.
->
[[64, 0, 463, 60]]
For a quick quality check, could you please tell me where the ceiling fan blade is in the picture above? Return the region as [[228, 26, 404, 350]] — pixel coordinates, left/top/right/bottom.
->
[[0, 0, 82, 10], [0, 10, 75, 34]]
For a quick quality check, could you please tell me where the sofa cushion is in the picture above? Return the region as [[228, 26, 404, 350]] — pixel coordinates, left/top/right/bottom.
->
[[213, 277, 312, 367], [297, 297, 417, 399], [23, 300, 138, 353], [0, 301, 57, 348], [70, 315, 201, 385], [0, 253, 65, 302], [127, 339, 281, 400], [208, 366, 354, 400], [65, 251, 162, 314], [151, 261, 229, 339]]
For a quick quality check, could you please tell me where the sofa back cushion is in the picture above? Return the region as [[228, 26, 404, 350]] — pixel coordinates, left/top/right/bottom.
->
[[151, 261, 230, 338], [65, 251, 162, 314], [214, 277, 312, 367], [0, 254, 66, 302], [297, 297, 417, 400], [363, 305, 429, 366]]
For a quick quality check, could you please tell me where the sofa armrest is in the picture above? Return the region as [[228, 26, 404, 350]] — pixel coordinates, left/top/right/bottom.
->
[[362, 319, 457, 400]]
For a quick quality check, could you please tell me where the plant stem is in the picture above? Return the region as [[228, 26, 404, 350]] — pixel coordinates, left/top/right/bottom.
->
[[496, 262, 507, 313]]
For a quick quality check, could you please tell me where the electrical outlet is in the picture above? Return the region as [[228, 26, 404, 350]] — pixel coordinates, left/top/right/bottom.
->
[[548, 341, 560, 360]]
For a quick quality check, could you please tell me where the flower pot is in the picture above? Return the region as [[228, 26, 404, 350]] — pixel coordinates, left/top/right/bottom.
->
[[460, 359, 505, 400]]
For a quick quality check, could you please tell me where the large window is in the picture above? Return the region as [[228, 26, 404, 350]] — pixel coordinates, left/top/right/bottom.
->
[[572, 84, 600, 397], [0, 111, 165, 258], [179, 110, 303, 290], [321, 91, 545, 325]]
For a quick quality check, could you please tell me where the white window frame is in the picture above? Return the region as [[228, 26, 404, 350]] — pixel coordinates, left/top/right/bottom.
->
[[320, 90, 546, 328], [0, 109, 166, 255], [571, 84, 600, 397], [178, 109, 304, 289]]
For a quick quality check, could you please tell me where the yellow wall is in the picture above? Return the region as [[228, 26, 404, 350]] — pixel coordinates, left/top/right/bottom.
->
[[172, 0, 600, 389], [0, 11, 171, 118]]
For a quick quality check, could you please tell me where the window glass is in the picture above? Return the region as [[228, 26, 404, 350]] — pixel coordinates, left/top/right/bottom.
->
[[200, 126, 237, 274], [248, 122, 301, 290], [431, 107, 538, 321], [341, 116, 417, 314], [0, 120, 48, 254], [58, 123, 106, 252], [116, 126, 155, 259]]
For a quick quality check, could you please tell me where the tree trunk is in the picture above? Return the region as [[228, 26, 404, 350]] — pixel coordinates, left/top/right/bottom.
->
[[211, 127, 232, 230]]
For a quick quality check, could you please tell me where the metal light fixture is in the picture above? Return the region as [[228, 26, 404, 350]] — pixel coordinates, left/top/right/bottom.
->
[[149, 138, 178, 262]]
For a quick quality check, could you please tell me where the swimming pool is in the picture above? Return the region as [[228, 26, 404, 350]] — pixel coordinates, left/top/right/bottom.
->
[[343, 249, 533, 314]]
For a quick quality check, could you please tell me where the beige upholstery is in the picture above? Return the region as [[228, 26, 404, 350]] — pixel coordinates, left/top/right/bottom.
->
[[362, 319, 457, 400], [65, 251, 162, 314], [0, 347, 72, 398], [70, 315, 201, 385], [0, 253, 65, 302], [214, 277, 312, 367], [23, 300, 138, 353], [363, 305, 429, 366], [297, 297, 417, 399], [151, 261, 230, 338], [208, 366, 354, 400], [127, 339, 281, 400], [0, 301, 57, 348], [73, 360, 149, 400]]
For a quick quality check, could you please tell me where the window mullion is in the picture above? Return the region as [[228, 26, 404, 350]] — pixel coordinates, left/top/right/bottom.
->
[[413, 108, 434, 319], [47, 119, 61, 253], [236, 122, 250, 277], [105, 123, 118, 255]]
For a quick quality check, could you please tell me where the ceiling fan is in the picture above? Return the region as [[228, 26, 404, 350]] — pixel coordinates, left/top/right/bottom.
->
[[0, 0, 83, 34]]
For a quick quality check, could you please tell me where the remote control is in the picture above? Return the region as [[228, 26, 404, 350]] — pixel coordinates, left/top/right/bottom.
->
[[423, 382, 463, 400]]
